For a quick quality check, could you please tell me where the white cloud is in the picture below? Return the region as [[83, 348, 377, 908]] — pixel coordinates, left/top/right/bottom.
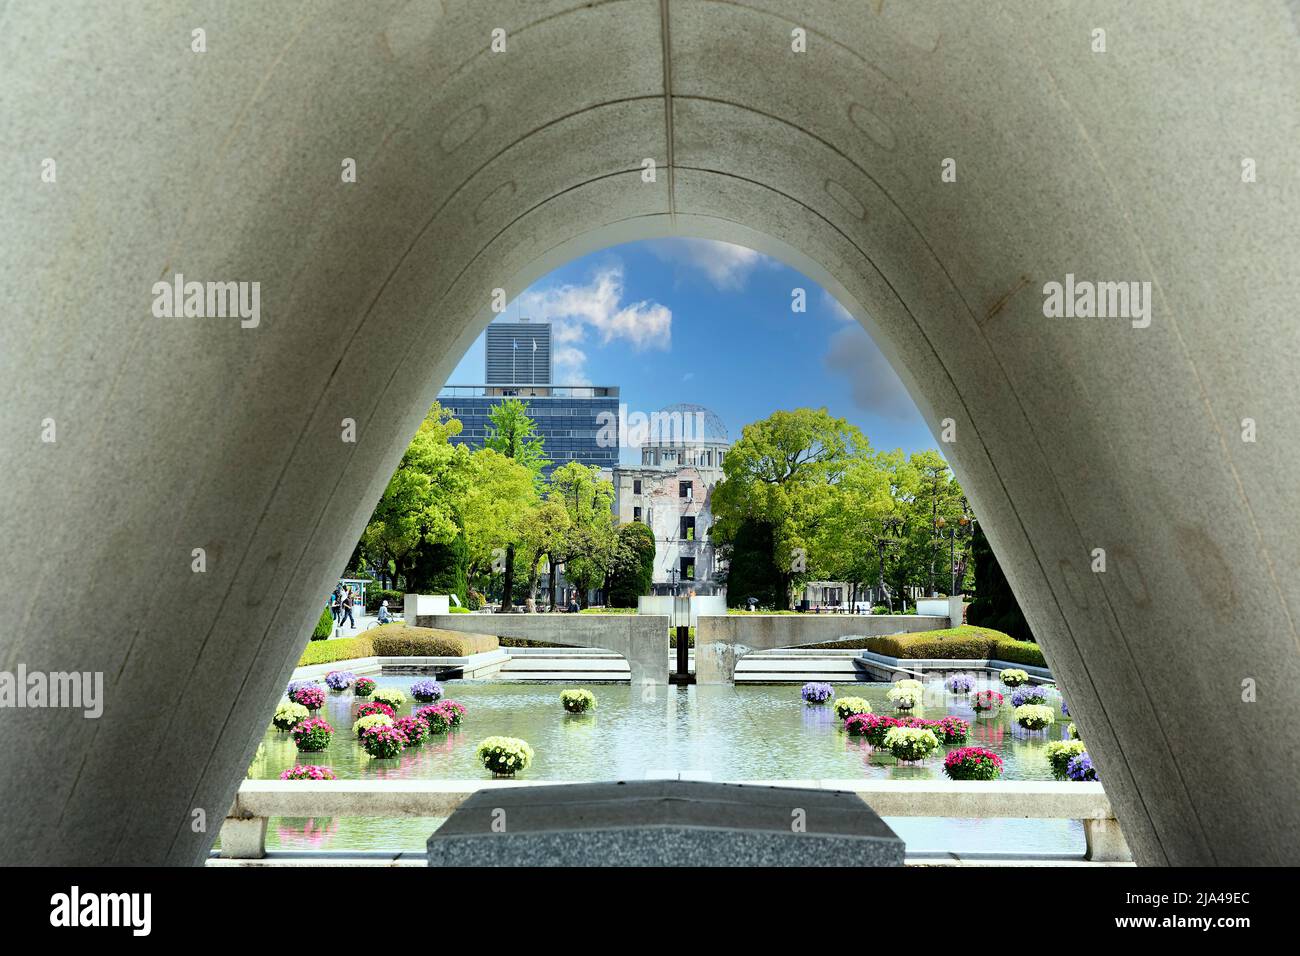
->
[[824, 325, 917, 422], [552, 344, 590, 385], [823, 289, 855, 322], [645, 238, 773, 291], [515, 263, 671, 383]]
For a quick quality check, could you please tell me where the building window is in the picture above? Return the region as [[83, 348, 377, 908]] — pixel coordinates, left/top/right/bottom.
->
[[680, 557, 695, 581], [680, 516, 695, 540], [633, 506, 642, 522], [633, 479, 642, 494], [679, 481, 692, 499]]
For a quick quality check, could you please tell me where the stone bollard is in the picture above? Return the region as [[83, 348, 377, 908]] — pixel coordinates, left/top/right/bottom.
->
[[1083, 817, 1132, 862], [219, 815, 267, 859]]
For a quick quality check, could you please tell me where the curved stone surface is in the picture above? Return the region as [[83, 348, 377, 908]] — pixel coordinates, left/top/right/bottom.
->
[[1, 1, 1297, 864]]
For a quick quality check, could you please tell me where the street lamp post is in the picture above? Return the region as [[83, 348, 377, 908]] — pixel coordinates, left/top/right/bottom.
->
[[875, 516, 904, 613], [935, 505, 975, 597]]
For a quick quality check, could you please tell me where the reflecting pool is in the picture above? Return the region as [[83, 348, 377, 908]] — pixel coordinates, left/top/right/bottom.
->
[[247, 677, 1086, 856]]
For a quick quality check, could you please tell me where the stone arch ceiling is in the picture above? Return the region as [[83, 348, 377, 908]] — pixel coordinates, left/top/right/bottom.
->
[[0, 1, 1296, 864]]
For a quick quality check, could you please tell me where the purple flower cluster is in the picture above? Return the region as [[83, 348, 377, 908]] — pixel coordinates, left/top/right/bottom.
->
[[410, 679, 444, 703], [325, 670, 356, 691], [287, 680, 315, 698], [1011, 685, 1049, 707], [801, 682, 835, 704], [945, 674, 974, 694], [1066, 752, 1098, 781], [1061, 699, 1070, 717]]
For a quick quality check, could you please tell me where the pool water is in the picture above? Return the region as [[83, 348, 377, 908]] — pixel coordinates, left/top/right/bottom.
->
[[248, 678, 1086, 856]]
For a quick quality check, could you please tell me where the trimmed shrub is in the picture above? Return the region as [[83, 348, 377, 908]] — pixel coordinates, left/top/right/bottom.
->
[[311, 605, 334, 641], [368, 624, 499, 657], [861, 626, 1046, 667], [366, 588, 404, 613], [297, 635, 374, 668]]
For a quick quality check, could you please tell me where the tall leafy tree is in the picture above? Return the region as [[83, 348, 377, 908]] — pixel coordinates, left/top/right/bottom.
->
[[543, 462, 617, 608], [711, 408, 864, 608], [605, 521, 656, 607], [460, 447, 538, 597], [360, 402, 470, 590], [484, 398, 549, 610]]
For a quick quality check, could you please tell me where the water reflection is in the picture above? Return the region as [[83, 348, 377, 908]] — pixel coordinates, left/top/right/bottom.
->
[[250, 677, 1083, 856]]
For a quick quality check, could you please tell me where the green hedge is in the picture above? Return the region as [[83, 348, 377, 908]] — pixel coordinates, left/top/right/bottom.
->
[[368, 624, 498, 657], [310, 606, 334, 640], [860, 625, 1046, 667], [298, 635, 374, 667], [366, 589, 403, 613]]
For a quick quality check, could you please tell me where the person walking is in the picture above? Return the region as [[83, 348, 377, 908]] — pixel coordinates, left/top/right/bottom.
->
[[329, 586, 341, 623], [339, 586, 356, 629]]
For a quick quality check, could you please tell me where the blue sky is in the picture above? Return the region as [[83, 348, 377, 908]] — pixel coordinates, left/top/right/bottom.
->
[[447, 238, 937, 464]]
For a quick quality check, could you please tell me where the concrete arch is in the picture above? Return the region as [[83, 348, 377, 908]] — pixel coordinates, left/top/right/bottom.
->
[[2, 1, 1297, 865]]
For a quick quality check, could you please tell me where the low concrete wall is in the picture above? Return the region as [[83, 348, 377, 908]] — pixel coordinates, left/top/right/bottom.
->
[[695, 615, 949, 683], [421, 613, 671, 685], [219, 779, 1128, 862]]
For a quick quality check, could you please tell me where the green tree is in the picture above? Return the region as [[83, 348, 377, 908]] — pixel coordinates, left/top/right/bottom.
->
[[965, 522, 1034, 641], [544, 462, 617, 608], [484, 398, 550, 611], [605, 521, 656, 607], [360, 402, 470, 591], [711, 408, 863, 609], [460, 447, 538, 598], [717, 518, 783, 608]]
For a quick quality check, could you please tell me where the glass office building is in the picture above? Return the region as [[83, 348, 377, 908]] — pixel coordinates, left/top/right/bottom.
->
[[439, 384, 620, 474], [485, 321, 552, 386]]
